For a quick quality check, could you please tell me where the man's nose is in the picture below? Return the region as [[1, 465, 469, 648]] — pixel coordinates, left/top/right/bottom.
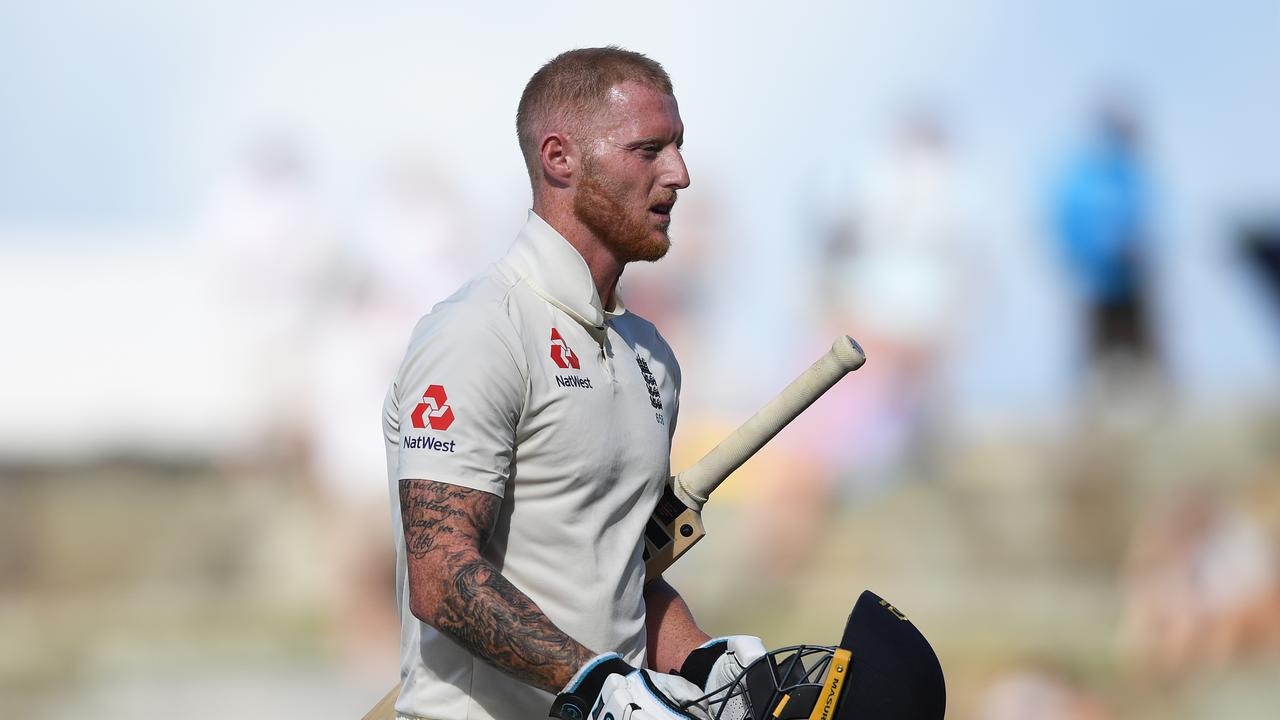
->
[[661, 148, 690, 190]]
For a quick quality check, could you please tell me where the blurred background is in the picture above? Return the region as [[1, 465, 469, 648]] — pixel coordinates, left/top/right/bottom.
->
[[3, 1, 1280, 718]]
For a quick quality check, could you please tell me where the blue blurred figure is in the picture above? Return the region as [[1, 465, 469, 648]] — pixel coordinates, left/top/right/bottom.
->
[[1053, 97, 1157, 379]]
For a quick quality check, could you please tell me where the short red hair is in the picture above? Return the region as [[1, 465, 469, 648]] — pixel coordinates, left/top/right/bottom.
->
[[516, 47, 674, 184]]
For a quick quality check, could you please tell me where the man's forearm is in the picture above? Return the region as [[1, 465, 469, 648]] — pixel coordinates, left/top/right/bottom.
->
[[425, 545, 595, 692], [644, 577, 711, 674], [401, 478, 595, 693]]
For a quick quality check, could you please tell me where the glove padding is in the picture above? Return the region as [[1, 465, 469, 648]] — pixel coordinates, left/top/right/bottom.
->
[[679, 636, 767, 719], [551, 653, 711, 720]]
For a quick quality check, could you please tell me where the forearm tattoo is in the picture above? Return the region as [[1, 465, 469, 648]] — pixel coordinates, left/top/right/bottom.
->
[[399, 479, 595, 692]]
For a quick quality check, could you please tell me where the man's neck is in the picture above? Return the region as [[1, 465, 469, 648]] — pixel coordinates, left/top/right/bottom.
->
[[532, 200, 623, 310]]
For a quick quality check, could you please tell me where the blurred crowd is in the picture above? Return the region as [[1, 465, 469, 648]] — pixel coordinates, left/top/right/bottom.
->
[[4, 83, 1280, 719]]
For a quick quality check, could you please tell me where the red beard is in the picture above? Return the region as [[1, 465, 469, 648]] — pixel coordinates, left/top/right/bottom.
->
[[573, 157, 672, 264]]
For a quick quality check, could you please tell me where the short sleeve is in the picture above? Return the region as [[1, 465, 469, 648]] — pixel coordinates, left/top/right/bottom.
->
[[393, 304, 527, 497]]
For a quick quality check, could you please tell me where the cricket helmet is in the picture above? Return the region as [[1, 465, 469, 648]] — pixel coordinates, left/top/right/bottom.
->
[[696, 590, 945, 720]]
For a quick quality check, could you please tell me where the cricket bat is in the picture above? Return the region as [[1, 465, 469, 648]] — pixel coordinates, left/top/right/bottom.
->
[[642, 335, 865, 579], [363, 336, 865, 720]]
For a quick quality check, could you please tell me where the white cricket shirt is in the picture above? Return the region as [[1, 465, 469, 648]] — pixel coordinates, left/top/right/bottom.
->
[[382, 211, 680, 719]]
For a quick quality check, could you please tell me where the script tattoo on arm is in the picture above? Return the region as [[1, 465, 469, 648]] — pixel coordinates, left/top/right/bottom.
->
[[399, 479, 596, 693]]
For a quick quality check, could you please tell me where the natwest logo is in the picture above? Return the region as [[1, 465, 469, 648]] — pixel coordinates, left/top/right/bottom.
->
[[411, 384, 455, 431], [550, 328, 580, 370]]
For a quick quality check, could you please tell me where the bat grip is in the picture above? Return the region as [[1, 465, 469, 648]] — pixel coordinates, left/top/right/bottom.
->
[[673, 336, 865, 509]]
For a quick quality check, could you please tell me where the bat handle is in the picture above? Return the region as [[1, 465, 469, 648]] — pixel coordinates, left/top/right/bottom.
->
[[830, 334, 867, 371], [673, 335, 866, 510]]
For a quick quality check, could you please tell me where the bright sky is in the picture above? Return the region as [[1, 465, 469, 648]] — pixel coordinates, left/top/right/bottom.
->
[[2, 1, 1276, 226]]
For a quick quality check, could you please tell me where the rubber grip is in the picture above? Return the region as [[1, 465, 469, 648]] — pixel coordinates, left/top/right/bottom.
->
[[673, 335, 865, 510]]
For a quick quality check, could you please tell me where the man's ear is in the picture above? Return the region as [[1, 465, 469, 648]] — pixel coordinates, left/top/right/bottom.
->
[[540, 132, 574, 188]]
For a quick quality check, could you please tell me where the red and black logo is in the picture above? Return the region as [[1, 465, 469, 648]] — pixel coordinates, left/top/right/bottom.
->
[[550, 328, 580, 370], [410, 384, 455, 431]]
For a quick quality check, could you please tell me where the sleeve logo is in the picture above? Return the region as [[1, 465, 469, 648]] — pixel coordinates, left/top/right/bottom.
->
[[550, 327, 581, 370], [410, 384, 455, 431]]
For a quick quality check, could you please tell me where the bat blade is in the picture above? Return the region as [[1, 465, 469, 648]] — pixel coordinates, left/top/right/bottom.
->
[[644, 336, 865, 580], [360, 683, 400, 720]]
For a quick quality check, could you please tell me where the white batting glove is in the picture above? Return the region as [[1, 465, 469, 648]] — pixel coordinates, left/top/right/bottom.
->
[[551, 653, 712, 720], [678, 636, 767, 718]]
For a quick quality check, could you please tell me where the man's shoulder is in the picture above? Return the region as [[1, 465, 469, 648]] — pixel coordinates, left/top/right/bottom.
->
[[391, 266, 529, 409], [614, 306, 665, 339], [430, 261, 518, 313], [615, 310, 679, 362], [408, 265, 524, 343]]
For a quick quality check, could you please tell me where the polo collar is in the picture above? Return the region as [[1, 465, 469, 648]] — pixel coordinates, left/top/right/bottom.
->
[[504, 210, 626, 331]]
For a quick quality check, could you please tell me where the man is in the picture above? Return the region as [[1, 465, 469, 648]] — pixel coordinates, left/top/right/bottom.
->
[[1052, 95, 1157, 383], [382, 47, 764, 719]]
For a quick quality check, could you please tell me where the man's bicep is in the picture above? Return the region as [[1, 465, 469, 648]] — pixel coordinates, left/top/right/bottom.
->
[[395, 309, 526, 496], [399, 479, 502, 561]]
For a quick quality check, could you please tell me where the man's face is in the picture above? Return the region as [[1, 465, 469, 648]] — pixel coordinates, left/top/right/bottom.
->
[[573, 81, 689, 263]]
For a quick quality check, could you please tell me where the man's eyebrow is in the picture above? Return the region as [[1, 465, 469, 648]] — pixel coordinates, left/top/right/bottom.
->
[[626, 135, 684, 149], [626, 137, 665, 148]]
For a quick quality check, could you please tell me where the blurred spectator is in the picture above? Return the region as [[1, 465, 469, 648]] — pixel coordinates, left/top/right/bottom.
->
[[729, 111, 984, 580], [1121, 486, 1280, 682], [308, 156, 475, 502], [1051, 95, 1159, 391], [976, 664, 1113, 720], [200, 135, 341, 465], [819, 110, 979, 485], [1238, 214, 1280, 340]]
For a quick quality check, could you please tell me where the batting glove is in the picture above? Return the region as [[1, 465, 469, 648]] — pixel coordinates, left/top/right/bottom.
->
[[678, 636, 767, 718], [551, 653, 712, 720]]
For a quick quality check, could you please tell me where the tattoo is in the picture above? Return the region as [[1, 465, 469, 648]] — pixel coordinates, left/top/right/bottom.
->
[[436, 555, 595, 690], [399, 480, 473, 559], [399, 479, 595, 692]]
